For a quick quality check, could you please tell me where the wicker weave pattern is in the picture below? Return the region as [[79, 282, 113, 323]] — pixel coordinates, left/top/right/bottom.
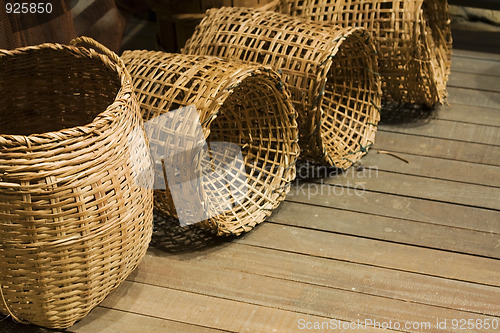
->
[[279, 0, 452, 107], [182, 7, 381, 168], [121, 51, 299, 235], [0, 43, 153, 329]]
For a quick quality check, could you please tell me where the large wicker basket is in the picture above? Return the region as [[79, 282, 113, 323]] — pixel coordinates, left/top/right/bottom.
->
[[121, 51, 299, 236], [0, 38, 153, 329], [278, 0, 452, 108], [182, 7, 381, 168]]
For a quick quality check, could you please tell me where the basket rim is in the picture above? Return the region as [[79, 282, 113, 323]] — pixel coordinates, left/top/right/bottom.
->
[[121, 51, 298, 134], [0, 43, 133, 147], [315, 27, 381, 165]]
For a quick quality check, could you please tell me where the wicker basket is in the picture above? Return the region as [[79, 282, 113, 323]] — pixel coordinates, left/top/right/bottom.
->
[[182, 7, 381, 168], [0, 38, 153, 329], [121, 51, 299, 236], [278, 0, 452, 107]]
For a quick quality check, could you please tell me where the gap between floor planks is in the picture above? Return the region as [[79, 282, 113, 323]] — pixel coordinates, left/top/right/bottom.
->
[[285, 177, 499, 230], [322, 168, 500, 210], [358, 150, 500, 188], [374, 131, 500, 166], [447, 86, 500, 109], [268, 200, 499, 258], [453, 48, 500, 62], [379, 120, 500, 146], [448, 73, 500, 93], [434, 103, 500, 127], [452, 54, 500, 77]]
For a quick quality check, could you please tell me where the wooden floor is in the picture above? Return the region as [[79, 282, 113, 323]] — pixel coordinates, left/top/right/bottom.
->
[[4, 29, 500, 333]]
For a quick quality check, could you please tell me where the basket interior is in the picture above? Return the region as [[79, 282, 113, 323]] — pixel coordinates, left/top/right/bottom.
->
[[319, 32, 379, 168], [202, 76, 290, 225], [0, 48, 120, 136]]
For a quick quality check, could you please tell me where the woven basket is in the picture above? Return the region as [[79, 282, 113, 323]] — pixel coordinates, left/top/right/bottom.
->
[[0, 38, 153, 329], [182, 7, 381, 168], [278, 0, 452, 107], [121, 51, 299, 236]]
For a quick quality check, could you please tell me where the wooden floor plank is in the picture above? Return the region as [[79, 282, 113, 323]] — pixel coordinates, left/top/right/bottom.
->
[[96, 280, 397, 333], [140, 245, 500, 317], [269, 201, 500, 258], [451, 54, 500, 76], [286, 182, 500, 234], [359, 150, 500, 188], [452, 48, 500, 61], [324, 169, 500, 210], [434, 103, 500, 127], [452, 29, 500, 56], [237, 224, 500, 287], [447, 86, 500, 109], [124, 252, 498, 333], [379, 119, 500, 146], [69, 307, 226, 333], [449, 71, 500, 93], [373, 131, 500, 166]]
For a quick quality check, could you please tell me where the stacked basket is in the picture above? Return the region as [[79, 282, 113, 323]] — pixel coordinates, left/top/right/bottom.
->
[[182, 7, 382, 168], [277, 0, 452, 107]]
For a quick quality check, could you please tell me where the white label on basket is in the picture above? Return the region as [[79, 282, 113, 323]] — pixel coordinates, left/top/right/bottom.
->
[[143, 105, 248, 226], [200, 141, 248, 219], [128, 125, 154, 190]]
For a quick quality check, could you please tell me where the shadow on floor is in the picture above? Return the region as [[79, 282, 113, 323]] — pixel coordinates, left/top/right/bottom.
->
[[0, 317, 62, 333], [379, 101, 437, 125], [149, 210, 227, 254]]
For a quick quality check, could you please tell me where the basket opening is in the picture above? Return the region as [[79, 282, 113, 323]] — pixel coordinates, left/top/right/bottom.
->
[[203, 76, 288, 220], [0, 48, 120, 136], [319, 32, 378, 168]]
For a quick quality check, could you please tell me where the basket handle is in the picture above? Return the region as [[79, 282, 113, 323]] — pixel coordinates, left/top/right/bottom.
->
[[70, 36, 125, 69]]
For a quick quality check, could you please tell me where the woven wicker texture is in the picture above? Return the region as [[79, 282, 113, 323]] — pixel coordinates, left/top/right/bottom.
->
[[121, 51, 299, 236], [278, 0, 452, 107], [182, 7, 381, 168], [0, 40, 153, 329]]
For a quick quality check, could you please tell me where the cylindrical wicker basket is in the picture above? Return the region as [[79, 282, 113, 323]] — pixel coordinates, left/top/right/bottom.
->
[[182, 7, 381, 168], [278, 0, 452, 107], [0, 39, 153, 329], [121, 51, 299, 236]]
